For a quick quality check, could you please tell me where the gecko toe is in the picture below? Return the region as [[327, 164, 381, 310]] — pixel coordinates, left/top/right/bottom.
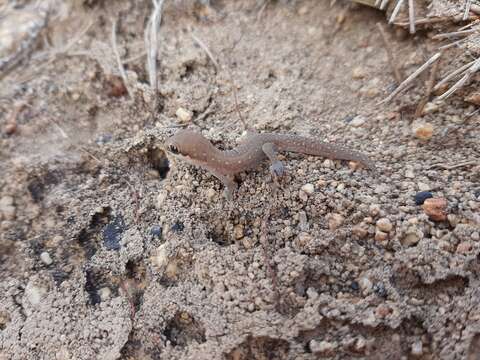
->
[[270, 161, 285, 177]]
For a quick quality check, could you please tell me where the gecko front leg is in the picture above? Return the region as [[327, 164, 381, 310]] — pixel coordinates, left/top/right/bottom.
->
[[204, 165, 237, 200]]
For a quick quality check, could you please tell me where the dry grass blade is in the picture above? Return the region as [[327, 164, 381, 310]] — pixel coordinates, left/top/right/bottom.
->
[[433, 59, 475, 92], [394, 17, 460, 27], [144, 0, 165, 106], [389, 0, 405, 24], [111, 19, 132, 99], [408, 0, 415, 34], [432, 29, 476, 40], [190, 32, 219, 69], [415, 56, 440, 117], [381, 52, 442, 104], [464, 0, 472, 21], [380, 0, 390, 10], [428, 160, 479, 170], [437, 57, 480, 100], [377, 23, 403, 83], [438, 37, 469, 51]]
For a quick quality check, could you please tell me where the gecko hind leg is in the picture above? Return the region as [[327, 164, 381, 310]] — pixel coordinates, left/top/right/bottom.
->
[[262, 142, 285, 177]]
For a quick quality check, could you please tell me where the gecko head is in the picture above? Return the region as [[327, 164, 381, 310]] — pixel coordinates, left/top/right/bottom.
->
[[164, 130, 213, 162]]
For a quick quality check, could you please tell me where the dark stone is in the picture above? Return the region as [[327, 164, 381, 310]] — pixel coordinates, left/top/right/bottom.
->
[[373, 282, 387, 298], [414, 191, 433, 205], [171, 221, 184, 233], [351, 281, 359, 291], [103, 215, 126, 250], [150, 225, 162, 238]]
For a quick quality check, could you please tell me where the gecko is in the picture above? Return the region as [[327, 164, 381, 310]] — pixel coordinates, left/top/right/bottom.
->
[[164, 129, 375, 199]]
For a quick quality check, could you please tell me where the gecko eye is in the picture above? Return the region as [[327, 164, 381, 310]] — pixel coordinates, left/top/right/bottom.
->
[[168, 145, 179, 154]]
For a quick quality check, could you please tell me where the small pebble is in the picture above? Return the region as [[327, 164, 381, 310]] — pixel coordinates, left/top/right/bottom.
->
[[40, 252, 53, 265], [171, 221, 184, 232], [421, 101, 439, 114], [402, 227, 423, 246], [328, 213, 344, 230], [25, 281, 47, 306], [358, 277, 372, 294], [412, 122, 434, 140], [375, 304, 392, 318], [98, 287, 111, 301], [352, 224, 368, 239], [411, 340, 423, 356], [206, 188, 216, 200], [417, 182, 431, 192], [465, 92, 480, 105], [150, 225, 162, 238], [456, 242, 472, 254], [374, 230, 388, 242], [405, 169, 415, 178], [300, 183, 315, 195], [376, 218, 392, 232], [350, 115, 366, 127], [369, 204, 380, 217], [151, 244, 168, 269], [233, 224, 244, 240], [352, 67, 366, 79], [310, 340, 336, 354], [422, 198, 447, 221], [175, 107, 193, 123], [414, 191, 433, 205], [354, 337, 367, 352]]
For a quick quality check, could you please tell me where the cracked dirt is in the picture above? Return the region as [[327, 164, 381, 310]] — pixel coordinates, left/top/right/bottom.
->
[[0, 0, 479, 359]]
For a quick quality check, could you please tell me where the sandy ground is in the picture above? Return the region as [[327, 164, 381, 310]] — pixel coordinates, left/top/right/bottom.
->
[[1, 0, 480, 359]]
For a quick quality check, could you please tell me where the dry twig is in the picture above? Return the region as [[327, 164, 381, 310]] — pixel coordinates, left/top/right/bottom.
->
[[436, 57, 480, 100], [144, 0, 165, 109], [190, 32, 219, 69], [377, 23, 403, 83], [111, 19, 133, 99], [408, 0, 415, 34], [428, 161, 479, 170], [433, 59, 475, 92], [415, 56, 440, 117], [389, 0, 405, 24], [432, 29, 476, 40], [381, 52, 442, 104], [464, 0, 472, 21]]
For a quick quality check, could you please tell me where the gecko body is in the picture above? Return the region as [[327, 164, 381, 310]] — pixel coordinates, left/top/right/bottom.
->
[[165, 130, 375, 199]]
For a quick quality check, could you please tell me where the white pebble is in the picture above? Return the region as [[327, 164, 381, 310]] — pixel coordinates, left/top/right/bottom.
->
[[301, 183, 315, 195], [411, 340, 423, 356], [310, 340, 336, 354], [25, 281, 47, 306], [175, 107, 193, 123], [350, 115, 366, 127], [98, 287, 112, 301], [40, 252, 53, 265], [376, 218, 393, 232]]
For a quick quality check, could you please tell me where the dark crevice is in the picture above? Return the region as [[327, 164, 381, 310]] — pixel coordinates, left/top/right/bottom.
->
[[163, 311, 206, 347], [226, 336, 290, 360], [146, 147, 170, 179]]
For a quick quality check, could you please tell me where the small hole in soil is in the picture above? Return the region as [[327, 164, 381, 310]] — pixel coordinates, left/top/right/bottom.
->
[[147, 148, 170, 179], [163, 311, 206, 347], [0, 311, 11, 330]]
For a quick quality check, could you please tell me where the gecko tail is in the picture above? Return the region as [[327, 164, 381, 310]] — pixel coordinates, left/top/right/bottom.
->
[[273, 135, 376, 170]]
